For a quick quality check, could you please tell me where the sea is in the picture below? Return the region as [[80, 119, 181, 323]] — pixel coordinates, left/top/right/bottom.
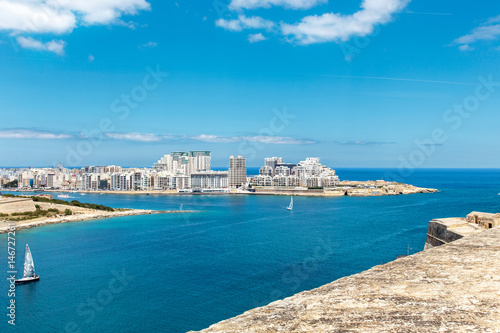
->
[[1, 168, 499, 332]]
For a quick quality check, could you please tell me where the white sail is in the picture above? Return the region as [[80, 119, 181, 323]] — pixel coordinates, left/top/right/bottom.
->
[[23, 244, 35, 278], [287, 197, 293, 211]]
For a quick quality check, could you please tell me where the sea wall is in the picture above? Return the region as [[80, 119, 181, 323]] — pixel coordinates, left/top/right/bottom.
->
[[424, 216, 490, 250], [190, 225, 500, 332]]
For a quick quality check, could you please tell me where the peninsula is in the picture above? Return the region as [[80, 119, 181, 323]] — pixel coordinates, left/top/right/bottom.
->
[[0, 194, 188, 234]]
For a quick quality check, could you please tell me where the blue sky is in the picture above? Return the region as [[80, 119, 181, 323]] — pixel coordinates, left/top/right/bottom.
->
[[0, 0, 499, 168]]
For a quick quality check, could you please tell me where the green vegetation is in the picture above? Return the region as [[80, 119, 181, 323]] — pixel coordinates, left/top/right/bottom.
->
[[64, 209, 72, 216], [7, 209, 54, 221], [3, 180, 18, 188], [69, 200, 114, 211], [1, 194, 19, 198], [31, 196, 114, 211]]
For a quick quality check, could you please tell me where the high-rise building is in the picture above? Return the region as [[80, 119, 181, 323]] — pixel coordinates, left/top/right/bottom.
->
[[264, 157, 283, 170], [228, 155, 247, 188], [189, 151, 211, 173], [153, 151, 211, 176]]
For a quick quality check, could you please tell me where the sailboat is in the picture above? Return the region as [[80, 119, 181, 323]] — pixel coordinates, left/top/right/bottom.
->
[[286, 196, 293, 211], [15, 244, 40, 285]]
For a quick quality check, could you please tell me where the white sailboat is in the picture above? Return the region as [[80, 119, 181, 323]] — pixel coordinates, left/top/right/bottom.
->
[[15, 244, 40, 285], [286, 196, 293, 211]]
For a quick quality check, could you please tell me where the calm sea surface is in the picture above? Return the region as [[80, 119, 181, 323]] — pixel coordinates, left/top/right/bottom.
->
[[1, 168, 500, 332]]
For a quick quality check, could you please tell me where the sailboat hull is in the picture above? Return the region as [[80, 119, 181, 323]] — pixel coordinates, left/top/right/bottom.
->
[[15, 276, 40, 285]]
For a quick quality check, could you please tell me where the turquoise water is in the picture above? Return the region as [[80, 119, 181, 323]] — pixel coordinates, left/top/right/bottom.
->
[[1, 169, 500, 332]]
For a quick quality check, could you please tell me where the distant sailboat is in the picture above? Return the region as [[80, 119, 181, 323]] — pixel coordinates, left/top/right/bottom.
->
[[15, 244, 40, 285], [286, 197, 293, 211], [180, 204, 183, 211]]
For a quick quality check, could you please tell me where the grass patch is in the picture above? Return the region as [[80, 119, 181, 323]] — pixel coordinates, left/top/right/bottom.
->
[[31, 196, 114, 211]]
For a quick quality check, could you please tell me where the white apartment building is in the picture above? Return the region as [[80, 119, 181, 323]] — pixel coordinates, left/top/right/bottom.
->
[[253, 157, 339, 188], [191, 171, 228, 189]]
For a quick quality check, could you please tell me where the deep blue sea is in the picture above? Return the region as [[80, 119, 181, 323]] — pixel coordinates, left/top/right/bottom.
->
[[1, 168, 500, 332]]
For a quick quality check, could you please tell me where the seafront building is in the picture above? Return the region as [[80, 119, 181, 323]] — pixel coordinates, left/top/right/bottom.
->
[[253, 157, 339, 188], [0, 151, 243, 192], [0, 154, 340, 192], [228, 155, 247, 188], [153, 151, 211, 175]]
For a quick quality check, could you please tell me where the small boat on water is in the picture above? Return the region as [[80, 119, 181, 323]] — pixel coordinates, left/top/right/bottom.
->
[[15, 244, 40, 285], [57, 194, 70, 198], [286, 196, 293, 211]]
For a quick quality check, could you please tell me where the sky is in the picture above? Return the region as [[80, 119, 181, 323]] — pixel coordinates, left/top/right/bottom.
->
[[0, 0, 499, 168]]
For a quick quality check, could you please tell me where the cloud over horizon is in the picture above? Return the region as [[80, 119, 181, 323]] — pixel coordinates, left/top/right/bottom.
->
[[0, 129, 318, 145], [0, 129, 72, 140]]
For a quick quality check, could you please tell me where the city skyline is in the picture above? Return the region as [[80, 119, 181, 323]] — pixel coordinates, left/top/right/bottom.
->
[[0, 0, 499, 168]]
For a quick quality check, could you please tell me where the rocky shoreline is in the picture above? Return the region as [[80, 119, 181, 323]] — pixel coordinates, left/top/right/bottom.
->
[[5, 180, 438, 198], [252, 180, 438, 197]]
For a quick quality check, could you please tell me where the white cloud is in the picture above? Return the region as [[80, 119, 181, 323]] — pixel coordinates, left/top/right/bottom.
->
[[0, 129, 316, 145], [190, 134, 239, 143], [0, 0, 150, 53], [282, 0, 410, 44], [88, 54, 95, 62], [454, 15, 500, 50], [191, 134, 316, 144], [216, 15, 275, 32], [105, 132, 163, 142], [140, 41, 158, 48], [0, 1, 76, 34], [339, 140, 396, 146], [458, 44, 474, 52], [242, 136, 316, 144], [248, 33, 267, 43], [0, 0, 150, 33], [0, 129, 71, 139], [16, 36, 66, 55], [216, 0, 410, 45], [229, 0, 326, 10]]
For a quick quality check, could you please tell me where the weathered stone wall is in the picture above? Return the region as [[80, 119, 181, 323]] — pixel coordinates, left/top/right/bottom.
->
[[0, 197, 36, 214], [190, 227, 500, 333], [425, 218, 465, 249]]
